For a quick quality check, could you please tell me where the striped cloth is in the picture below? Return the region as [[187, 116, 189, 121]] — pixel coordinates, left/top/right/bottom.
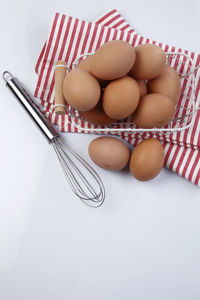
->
[[34, 9, 200, 186]]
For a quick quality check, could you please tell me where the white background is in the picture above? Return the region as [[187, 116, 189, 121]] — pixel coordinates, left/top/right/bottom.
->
[[0, 0, 200, 299]]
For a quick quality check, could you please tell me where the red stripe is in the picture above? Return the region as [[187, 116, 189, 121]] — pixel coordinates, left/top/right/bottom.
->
[[169, 145, 180, 170], [88, 23, 99, 53], [119, 30, 124, 40], [164, 144, 174, 166], [40, 14, 66, 100], [103, 14, 121, 27], [112, 29, 118, 40], [120, 24, 132, 32], [58, 16, 73, 60], [104, 27, 112, 43], [95, 9, 117, 24], [35, 42, 46, 74], [35, 13, 59, 98], [112, 20, 126, 29], [94, 24, 106, 50], [126, 31, 131, 43], [182, 149, 194, 177], [70, 20, 86, 66], [64, 18, 79, 64], [175, 147, 187, 173], [138, 36, 144, 45], [188, 150, 199, 181], [80, 22, 92, 54], [131, 34, 138, 46]]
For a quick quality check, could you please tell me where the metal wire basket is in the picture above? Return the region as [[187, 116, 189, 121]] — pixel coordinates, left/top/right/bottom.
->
[[62, 52, 198, 137]]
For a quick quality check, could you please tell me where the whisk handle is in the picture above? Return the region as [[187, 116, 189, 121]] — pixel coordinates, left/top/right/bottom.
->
[[3, 71, 59, 143]]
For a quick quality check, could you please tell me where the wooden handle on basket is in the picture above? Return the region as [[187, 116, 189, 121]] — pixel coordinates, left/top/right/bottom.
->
[[55, 60, 67, 115]]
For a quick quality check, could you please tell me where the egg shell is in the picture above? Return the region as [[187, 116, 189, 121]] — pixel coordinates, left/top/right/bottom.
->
[[136, 80, 147, 98], [129, 138, 164, 181], [132, 93, 175, 128], [90, 40, 136, 80], [102, 76, 140, 119], [78, 55, 109, 88], [79, 99, 115, 125], [147, 65, 181, 104], [129, 44, 166, 80], [88, 137, 130, 171], [77, 55, 93, 72], [63, 69, 101, 111]]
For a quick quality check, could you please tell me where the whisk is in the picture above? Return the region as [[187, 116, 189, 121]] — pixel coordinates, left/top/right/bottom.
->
[[3, 71, 105, 207]]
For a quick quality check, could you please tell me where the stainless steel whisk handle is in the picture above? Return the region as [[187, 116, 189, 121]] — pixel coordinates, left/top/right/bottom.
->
[[3, 71, 59, 143]]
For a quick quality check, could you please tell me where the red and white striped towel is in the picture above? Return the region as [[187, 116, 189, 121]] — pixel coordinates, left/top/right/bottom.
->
[[34, 9, 200, 186]]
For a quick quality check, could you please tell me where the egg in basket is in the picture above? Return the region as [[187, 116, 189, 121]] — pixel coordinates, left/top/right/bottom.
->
[[55, 40, 196, 136]]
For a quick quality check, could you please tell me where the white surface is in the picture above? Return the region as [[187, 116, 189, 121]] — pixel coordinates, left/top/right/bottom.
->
[[0, 0, 200, 299]]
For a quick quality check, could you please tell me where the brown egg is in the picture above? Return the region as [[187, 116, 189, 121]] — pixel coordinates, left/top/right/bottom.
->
[[129, 44, 166, 80], [102, 76, 140, 119], [136, 80, 147, 98], [77, 55, 93, 72], [77, 55, 109, 88], [79, 100, 115, 125], [129, 138, 164, 181], [90, 40, 135, 80], [148, 65, 181, 104], [63, 69, 101, 111], [132, 93, 175, 128], [89, 137, 130, 171]]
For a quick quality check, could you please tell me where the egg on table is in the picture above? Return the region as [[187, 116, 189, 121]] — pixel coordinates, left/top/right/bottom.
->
[[129, 138, 164, 181], [88, 137, 130, 171]]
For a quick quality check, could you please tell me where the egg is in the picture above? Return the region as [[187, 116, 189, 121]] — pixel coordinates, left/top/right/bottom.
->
[[63, 69, 101, 111], [147, 65, 181, 104], [102, 76, 140, 119], [132, 93, 175, 128], [129, 44, 166, 80], [88, 137, 130, 171], [79, 99, 115, 125], [77, 55, 93, 72], [129, 138, 164, 181], [90, 40, 135, 80], [77, 55, 109, 88], [136, 80, 147, 98]]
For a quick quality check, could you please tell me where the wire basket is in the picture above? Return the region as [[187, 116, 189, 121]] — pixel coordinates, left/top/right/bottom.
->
[[63, 52, 198, 137]]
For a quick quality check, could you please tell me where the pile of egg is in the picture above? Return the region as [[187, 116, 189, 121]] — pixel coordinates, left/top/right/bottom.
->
[[63, 40, 181, 181]]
